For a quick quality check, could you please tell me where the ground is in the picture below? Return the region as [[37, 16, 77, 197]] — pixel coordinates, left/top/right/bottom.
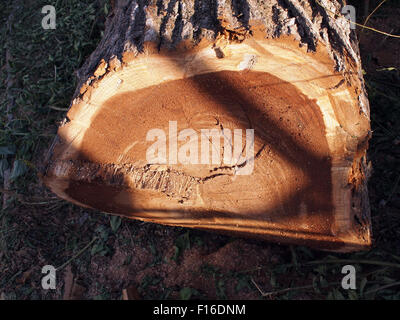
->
[[0, 0, 399, 300]]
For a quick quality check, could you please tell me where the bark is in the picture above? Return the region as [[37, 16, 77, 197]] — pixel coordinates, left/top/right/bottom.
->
[[42, 0, 372, 252]]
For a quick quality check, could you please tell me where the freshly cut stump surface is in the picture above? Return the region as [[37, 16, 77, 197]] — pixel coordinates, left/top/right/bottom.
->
[[42, 0, 372, 252]]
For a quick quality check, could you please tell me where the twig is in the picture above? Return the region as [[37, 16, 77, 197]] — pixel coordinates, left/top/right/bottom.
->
[[363, 0, 386, 30], [251, 277, 339, 297], [56, 237, 98, 271], [315, 0, 400, 38], [48, 105, 69, 112], [364, 281, 400, 295], [4, 270, 22, 286]]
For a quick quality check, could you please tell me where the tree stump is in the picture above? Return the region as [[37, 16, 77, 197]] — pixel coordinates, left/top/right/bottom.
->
[[42, 0, 372, 252]]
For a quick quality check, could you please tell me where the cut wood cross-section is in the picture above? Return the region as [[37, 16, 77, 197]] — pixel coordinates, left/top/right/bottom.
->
[[42, 0, 372, 252]]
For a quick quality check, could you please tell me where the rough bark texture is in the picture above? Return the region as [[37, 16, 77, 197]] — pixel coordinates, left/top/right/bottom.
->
[[72, 0, 369, 114], [42, 0, 372, 252]]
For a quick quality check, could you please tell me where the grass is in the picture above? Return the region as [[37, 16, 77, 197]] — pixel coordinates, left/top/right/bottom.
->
[[0, 0, 399, 300]]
